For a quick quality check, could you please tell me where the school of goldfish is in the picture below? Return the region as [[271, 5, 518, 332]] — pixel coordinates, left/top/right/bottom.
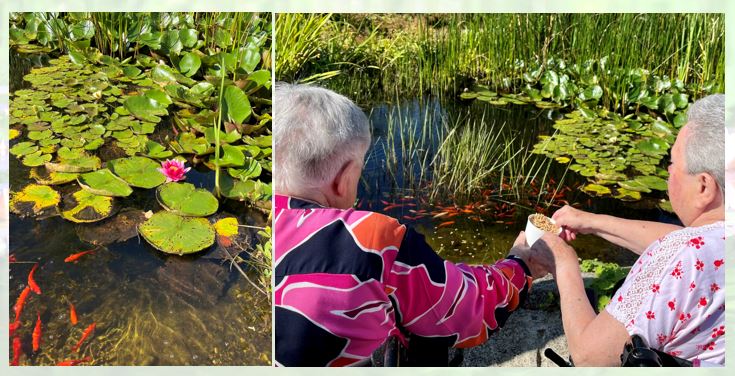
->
[[361, 177, 582, 230], [9, 249, 97, 366]]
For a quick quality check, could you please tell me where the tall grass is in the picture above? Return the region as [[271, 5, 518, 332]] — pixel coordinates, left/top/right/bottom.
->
[[277, 14, 725, 103]]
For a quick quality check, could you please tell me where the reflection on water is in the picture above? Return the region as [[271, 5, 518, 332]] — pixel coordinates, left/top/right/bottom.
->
[[358, 95, 678, 266]]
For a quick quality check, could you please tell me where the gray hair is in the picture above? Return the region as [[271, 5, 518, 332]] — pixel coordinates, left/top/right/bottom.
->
[[684, 93, 725, 200], [273, 83, 371, 192]]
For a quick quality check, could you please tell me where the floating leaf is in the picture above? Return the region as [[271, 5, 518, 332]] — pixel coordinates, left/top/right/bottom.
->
[[46, 154, 101, 173], [22, 151, 53, 167], [157, 182, 218, 217], [635, 138, 669, 156], [634, 175, 668, 191], [213, 217, 239, 237], [143, 140, 173, 159], [138, 211, 215, 255], [59, 189, 115, 223], [124, 94, 168, 123], [617, 180, 652, 193], [10, 142, 38, 156], [78, 169, 134, 197], [10, 184, 60, 215], [30, 168, 79, 185], [582, 184, 611, 197], [223, 85, 251, 124], [107, 156, 167, 189], [179, 52, 201, 77], [216, 144, 245, 167], [614, 188, 642, 201]]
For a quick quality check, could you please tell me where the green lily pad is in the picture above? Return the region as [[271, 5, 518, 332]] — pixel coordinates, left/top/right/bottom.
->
[[220, 175, 258, 201], [78, 169, 134, 197], [30, 168, 79, 185], [222, 85, 251, 124], [157, 182, 218, 217], [179, 52, 201, 77], [22, 151, 53, 167], [216, 144, 245, 167], [582, 184, 611, 197], [108, 156, 167, 189], [59, 189, 115, 223], [617, 180, 652, 193], [614, 188, 642, 201], [143, 140, 174, 159], [138, 211, 215, 255], [635, 138, 669, 156], [228, 159, 262, 180], [124, 94, 168, 123], [10, 184, 60, 216], [10, 142, 39, 156], [46, 154, 102, 173], [634, 175, 668, 191]]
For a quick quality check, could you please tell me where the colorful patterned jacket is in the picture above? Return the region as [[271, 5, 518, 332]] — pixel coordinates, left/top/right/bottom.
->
[[274, 195, 533, 366]]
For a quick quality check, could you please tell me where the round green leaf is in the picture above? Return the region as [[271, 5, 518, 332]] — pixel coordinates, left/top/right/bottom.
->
[[634, 175, 668, 191], [179, 52, 201, 77], [10, 184, 60, 216], [138, 211, 215, 255], [78, 169, 134, 197], [223, 85, 251, 124], [108, 156, 167, 189], [59, 189, 115, 223], [157, 182, 218, 217]]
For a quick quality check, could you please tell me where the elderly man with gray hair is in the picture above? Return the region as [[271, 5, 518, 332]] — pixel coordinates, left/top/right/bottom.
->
[[538, 94, 725, 366], [273, 83, 554, 367]]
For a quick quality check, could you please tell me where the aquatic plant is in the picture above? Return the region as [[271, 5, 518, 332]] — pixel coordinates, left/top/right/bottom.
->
[[9, 12, 272, 256]]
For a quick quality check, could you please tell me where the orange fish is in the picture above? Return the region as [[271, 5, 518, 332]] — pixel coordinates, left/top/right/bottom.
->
[[14, 286, 31, 322], [383, 204, 403, 211], [72, 322, 96, 352], [28, 264, 41, 295], [437, 221, 455, 229], [57, 357, 91, 366], [32, 313, 42, 352], [70, 303, 78, 326], [65, 250, 95, 263], [9, 320, 21, 338], [11, 336, 22, 366]]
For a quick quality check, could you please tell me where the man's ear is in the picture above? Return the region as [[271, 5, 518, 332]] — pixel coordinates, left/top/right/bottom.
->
[[332, 159, 357, 199], [695, 172, 720, 209]]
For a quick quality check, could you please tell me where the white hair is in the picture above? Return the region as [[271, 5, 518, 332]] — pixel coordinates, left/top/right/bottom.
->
[[684, 93, 725, 200], [273, 83, 371, 192]]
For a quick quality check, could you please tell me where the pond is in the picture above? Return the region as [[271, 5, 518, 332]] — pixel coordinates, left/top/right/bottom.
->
[[8, 47, 271, 365], [356, 94, 680, 267]]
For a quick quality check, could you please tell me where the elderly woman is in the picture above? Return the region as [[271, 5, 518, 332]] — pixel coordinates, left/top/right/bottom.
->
[[273, 83, 553, 367], [536, 94, 725, 366]]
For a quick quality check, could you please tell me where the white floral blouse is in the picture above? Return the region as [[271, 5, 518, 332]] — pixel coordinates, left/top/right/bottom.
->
[[606, 222, 725, 366]]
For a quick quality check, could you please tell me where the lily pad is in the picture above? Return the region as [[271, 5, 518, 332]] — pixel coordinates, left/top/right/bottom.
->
[[10, 184, 60, 216], [10, 142, 38, 156], [46, 153, 102, 173], [78, 169, 134, 197], [124, 94, 168, 123], [138, 211, 215, 255], [30, 168, 79, 185], [108, 156, 167, 189], [617, 180, 652, 193], [222, 85, 251, 124], [157, 182, 218, 217], [582, 183, 611, 197], [634, 175, 668, 191], [59, 189, 115, 223], [213, 217, 239, 237], [22, 151, 53, 167], [143, 140, 173, 159]]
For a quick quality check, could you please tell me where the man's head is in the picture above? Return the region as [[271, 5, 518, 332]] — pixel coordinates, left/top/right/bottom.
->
[[273, 83, 371, 208], [668, 94, 725, 226]]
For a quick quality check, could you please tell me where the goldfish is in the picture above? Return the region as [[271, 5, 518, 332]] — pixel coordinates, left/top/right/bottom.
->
[[28, 263, 41, 295], [64, 250, 95, 263], [14, 286, 31, 322], [72, 322, 96, 352], [432, 212, 449, 219], [9, 320, 21, 337], [11, 336, 22, 366], [32, 313, 42, 352], [383, 204, 404, 211], [437, 221, 455, 229], [57, 357, 91, 366], [70, 303, 78, 325]]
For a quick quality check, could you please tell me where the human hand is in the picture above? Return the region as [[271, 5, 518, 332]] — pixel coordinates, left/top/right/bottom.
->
[[508, 231, 555, 279], [551, 205, 595, 241], [531, 232, 580, 277]]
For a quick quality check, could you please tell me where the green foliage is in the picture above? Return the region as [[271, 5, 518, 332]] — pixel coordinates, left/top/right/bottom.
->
[[580, 258, 629, 311]]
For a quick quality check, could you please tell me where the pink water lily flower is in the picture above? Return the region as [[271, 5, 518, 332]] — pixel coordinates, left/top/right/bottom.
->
[[158, 159, 191, 182]]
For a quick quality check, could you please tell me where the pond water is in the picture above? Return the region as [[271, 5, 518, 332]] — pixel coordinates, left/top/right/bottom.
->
[[357, 95, 680, 266], [8, 53, 271, 365]]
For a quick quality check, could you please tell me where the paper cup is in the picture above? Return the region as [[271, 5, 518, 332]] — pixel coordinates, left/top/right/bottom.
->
[[525, 214, 562, 246]]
